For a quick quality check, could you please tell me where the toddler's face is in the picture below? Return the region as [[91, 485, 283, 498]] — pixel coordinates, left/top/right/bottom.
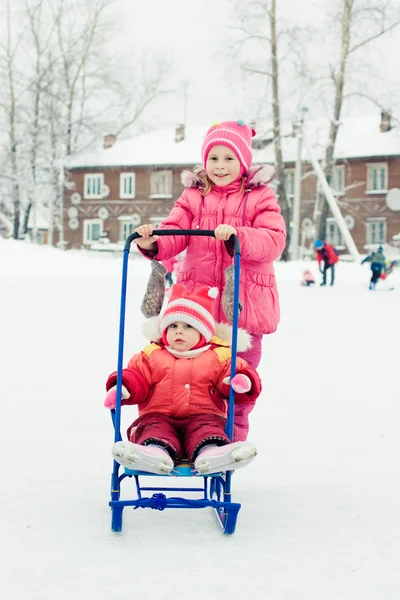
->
[[166, 322, 201, 352], [206, 145, 241, 186]]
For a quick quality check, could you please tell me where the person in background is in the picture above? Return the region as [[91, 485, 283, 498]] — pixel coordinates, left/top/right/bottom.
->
[[314, 240, 339, 286], [104, 284, 261, 475], [300, 269, 315, 287], [133, 120, 286, 442], [361, 246, 387, 290]]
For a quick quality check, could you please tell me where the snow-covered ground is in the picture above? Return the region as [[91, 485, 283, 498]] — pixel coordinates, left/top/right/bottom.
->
[[1, 238, 399, 600]]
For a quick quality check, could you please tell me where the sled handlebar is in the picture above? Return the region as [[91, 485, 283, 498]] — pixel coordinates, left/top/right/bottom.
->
[[124, 229, 241, 255]]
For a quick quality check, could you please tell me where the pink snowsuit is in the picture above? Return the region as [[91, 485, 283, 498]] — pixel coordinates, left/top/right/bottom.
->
[[138, 166, 286, 439]]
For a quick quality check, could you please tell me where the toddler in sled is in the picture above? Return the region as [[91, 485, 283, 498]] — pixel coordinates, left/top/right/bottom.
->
[[104, 284, 261, 475]]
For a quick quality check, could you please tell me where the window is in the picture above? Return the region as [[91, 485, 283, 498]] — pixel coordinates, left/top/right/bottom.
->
[[366, 218, 387, 245], [119, 218, 135, 241], [284, 169, 295, 197], [332, 166, 345, 195], [150, 170, 173, 197], [84, 174, 104, 199], [83, 219, 103, 244], [149, 216, 166, 228], [366, 163, 388, 193], [120, 173, 136, 199], [326, 218, 343, 246]]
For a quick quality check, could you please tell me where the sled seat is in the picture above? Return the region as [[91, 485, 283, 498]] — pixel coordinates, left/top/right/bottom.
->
[[123, 459, 223, 478]]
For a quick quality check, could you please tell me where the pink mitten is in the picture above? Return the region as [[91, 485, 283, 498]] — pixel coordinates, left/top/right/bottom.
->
[[230, 374, 252, 394], [104, 386, 130, 409]]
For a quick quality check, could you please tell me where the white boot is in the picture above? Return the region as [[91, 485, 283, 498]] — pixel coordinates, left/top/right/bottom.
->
[[112, 442, 174, 474], [194, 442, 257, 474]]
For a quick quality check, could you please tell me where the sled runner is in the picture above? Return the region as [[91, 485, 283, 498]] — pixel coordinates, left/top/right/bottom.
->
[[109, 229, 244, 535]]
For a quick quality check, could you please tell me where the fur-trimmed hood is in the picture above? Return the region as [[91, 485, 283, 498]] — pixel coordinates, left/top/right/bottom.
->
[[180, 164, 276, 190], [142, 317, 252, 353]]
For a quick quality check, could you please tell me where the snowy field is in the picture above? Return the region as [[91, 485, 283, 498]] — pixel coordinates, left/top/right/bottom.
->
[[1, 238, 399, 600]]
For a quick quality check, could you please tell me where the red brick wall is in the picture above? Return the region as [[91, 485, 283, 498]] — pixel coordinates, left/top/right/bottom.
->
[[64, 157, 400, 251]]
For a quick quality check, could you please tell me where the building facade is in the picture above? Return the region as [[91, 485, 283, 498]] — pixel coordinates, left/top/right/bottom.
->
[[64, 116, 400, 253]]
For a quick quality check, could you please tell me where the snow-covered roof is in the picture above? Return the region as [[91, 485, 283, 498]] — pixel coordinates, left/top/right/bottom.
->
[[66, 115, 400, 169]]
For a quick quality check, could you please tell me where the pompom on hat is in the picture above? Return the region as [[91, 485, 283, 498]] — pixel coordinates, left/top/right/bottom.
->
[[160, 283, 218, 343], [201, 120, 256, 173]]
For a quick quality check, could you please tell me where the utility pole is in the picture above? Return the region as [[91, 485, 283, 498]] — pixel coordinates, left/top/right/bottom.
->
[[291, 109, 306, 259], [183, 81, 189, 127], [57, 150, 65, 248], [303, 136, 360, 262]]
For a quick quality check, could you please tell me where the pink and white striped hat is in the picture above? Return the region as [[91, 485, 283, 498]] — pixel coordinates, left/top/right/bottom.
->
[[201, 120, 256, 173], [160, 283, 218, 343]]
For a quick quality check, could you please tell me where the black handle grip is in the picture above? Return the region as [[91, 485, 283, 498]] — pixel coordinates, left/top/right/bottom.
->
[[124, 229, 240, 255]]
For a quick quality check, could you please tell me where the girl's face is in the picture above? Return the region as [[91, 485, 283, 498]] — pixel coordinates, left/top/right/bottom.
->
[[166, 321, 201, 352], [205, 145, 241, 186]]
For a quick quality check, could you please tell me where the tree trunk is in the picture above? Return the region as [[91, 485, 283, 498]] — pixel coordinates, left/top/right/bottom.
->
[[317, 0, 352, 240], [270, 0, 290, 260]]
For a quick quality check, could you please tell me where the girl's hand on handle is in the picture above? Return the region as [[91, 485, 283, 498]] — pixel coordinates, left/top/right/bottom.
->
[[214, 224, 237, 241], [134, 224, 159, 250]]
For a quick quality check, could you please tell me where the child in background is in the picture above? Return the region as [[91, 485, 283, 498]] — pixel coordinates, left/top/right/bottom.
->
[[134, 120, 286, 441], [105, 284, 261, 475], [361, 246, 387, 290], [300, 269, 315, 287]]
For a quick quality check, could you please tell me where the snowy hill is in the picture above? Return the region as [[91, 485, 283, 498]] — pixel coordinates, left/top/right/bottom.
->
[[1, 238, 399, 600]]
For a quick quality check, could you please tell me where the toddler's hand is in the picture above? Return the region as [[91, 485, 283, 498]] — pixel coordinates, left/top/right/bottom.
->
[[135, 224, 159, 249], [214, 224, 237, 241], [230, 374, 252, 393], [104, 386, 130, 409]]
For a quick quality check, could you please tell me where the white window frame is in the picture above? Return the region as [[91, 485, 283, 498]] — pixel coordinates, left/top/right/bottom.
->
[[366, 162, 388, 194], [150, 170, 173, 198], [366, 218, 387, 245], [149, 216, 165, 228], [83, 218, 103, 244], [284, 169, 295, 198], [332, 165, 345, 195], [325, 218, 344, 247], [84, 173, 104, 199], [120, 173, 136, 199], [118, 217, 135, 242]]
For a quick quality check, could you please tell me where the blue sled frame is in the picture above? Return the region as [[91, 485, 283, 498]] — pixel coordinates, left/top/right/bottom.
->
[[110, 229, 242, 535]]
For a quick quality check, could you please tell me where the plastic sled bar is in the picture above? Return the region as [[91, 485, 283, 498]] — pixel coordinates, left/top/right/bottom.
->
[[109, 230, 242, 535]]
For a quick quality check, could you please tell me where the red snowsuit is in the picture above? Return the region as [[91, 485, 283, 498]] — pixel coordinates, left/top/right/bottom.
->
[[106, 339, 262, 463]]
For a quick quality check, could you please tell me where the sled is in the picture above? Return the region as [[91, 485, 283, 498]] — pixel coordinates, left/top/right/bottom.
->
[[109, 229, 243, 535]]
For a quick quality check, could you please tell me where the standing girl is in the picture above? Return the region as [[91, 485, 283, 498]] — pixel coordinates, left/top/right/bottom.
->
[[135, 120, 286, 440]]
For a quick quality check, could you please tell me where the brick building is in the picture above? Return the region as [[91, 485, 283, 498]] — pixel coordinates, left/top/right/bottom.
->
[[64, 114, 400, 253]]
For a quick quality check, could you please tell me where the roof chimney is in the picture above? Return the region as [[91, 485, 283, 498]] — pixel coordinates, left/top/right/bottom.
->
[[380, 111, 391, 133], [175, 123, 185, 143], [103, 133, 116, 149]]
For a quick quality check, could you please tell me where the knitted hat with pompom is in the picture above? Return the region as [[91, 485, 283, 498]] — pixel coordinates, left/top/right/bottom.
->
[[160, 283, 218, 344], [201, 120, 256, 173]]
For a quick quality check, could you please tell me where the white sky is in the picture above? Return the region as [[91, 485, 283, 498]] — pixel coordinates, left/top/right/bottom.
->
[[114, 0, 400, 128], [1, 237, 400, 599]]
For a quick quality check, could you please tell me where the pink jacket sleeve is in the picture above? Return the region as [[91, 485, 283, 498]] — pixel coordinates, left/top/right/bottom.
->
[[215, 357, 262, 405], [235, 189, 286, 262], [106, 352, 152, 405]]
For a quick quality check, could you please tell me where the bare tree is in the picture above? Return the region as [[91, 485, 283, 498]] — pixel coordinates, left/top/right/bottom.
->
[[315, 0, 400, 240], [0, 0, 172, 243], [222, 0, 312, 260], [0, 0, 26, 239]]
